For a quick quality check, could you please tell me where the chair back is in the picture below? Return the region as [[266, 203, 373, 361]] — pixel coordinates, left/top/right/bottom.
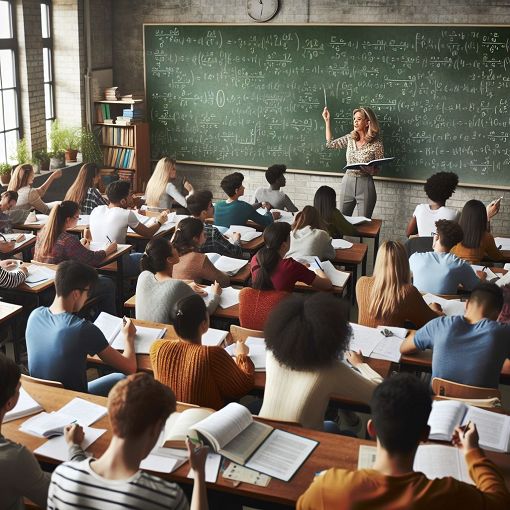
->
[[405, 236, 433, 257], [432, 377, 502, 407], [21, 373, 63, 388], [230, 325, 264, 343]]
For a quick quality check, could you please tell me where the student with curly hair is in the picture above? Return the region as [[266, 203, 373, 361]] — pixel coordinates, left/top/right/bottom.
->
[[410, 219, 481, 295], [406, 171, 459, 237], [253, 164, 298, 212]]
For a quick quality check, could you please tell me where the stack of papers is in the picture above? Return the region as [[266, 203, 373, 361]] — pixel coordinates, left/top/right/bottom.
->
[[3, 387, 43, 423], [331, 238, 353, 249], [93, 312, 166, 354], [225, 225, 263, 242], [348, 323, 406, 363], [202, 285, 241, 309], [422, 293, 466, 316], [225, 336, 266, 371], [494, 237, 510, 250], [205, 253, 248, 276], [25, 265, 56, 287], [345, 216, 371, 225]]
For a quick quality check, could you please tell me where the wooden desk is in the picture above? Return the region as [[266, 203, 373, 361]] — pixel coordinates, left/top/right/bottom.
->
[[0, 234, 37, 261], [231, 263, 251, 285], [0, 301, 24, 361], [353, 218, 382, 260], [482, 251, 510, 264], [334, 243, 368, 302], [241, 235, 264, 255]]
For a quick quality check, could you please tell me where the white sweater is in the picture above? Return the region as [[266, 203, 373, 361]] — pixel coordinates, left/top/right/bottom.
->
[[286, 226, 336, 261]]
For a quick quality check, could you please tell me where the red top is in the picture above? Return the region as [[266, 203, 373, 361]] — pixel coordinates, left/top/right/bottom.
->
[[239, 288, 289, 330], [250, 255, 316, 292]]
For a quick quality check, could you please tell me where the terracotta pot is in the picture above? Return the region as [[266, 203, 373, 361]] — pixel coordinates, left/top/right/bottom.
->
[[0, 173, 10, 186], [65, 149, 78, 162]]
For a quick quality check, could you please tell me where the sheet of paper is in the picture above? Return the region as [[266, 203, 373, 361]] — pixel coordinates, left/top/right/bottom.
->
[[413, 444, 472, 484], [4, 387, 43, 423], [462, 406, 510, 452], [111, 325, 166, 354], [201, 328, 229, 347], [187, 452, 221, 482], [494, 237, 510, 251], [357, 445, 377, 469], [348, 323, 383, 356], [25, 265, 56, 287], [203, 285, 240, 309], [245, 429, 318, 482], [422, 293, 466, 316], [3, 233, 36, 248], [93, 312, 122, 344], [20, 411, 75, 437], [34, 427, 106, 461], [140, 448, 187, 473], [471, 265, 498, 280], [370, 336, 403, 363], [225, 225, 256, 235], [225, 337, 266, 370], [319, 260, 350, 287], [228, 231, 262, 243], [205, 254, 247, 275], [76, 215, 90, 226], [57, 398, 107, 427], [331, 238, 353, 249], [345, 216, 371, 225]]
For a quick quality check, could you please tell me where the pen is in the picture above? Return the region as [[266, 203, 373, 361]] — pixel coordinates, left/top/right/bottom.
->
[[122, 316, 127, 327], [106, 235, 113, 243], [462, 421, 471, 438], [314, 257, 323, 271], [497, 245, 502, 250]]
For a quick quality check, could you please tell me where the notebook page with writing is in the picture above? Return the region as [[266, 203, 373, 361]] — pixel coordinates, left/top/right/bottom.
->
[[413, 444, 472, 484], [93, 312, 122, 344], [461, 406, 510, 452]]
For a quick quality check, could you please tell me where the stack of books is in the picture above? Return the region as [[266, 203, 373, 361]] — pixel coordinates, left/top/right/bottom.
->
[[120, 93, 144, 101], [104, 87, 120, 101], [116, 105, 144, 125]]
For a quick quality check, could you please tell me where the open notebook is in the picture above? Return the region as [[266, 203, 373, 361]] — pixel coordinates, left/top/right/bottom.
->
[[25, 265, 56, 287], [225, 225, 263, 242], [310, 260, 350, 288], [205, 253, 248, 276]]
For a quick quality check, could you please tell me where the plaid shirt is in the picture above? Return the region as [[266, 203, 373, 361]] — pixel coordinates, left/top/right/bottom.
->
[[81, 187, 107, 215], [199, 223, 244, 258]]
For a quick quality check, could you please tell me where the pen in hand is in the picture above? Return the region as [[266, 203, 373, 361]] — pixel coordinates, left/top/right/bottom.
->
[[314, 257, 323, 271], [106, 235, 113, 243]]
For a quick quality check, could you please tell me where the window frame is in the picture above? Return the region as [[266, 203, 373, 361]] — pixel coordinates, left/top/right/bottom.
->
[[41, 0, 55, 139]]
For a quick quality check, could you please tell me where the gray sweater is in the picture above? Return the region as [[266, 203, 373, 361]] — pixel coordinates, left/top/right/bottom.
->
[[136, 270, 219, 323]]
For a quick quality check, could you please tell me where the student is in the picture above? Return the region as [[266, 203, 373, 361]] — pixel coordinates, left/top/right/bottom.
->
[[357, 241, 441, 328], [238, 286, 289, 330], [136, 237, 221, 323], [145, 156, 194, 210], [401, 282, 510, 389], [214, 171, 280, 228], [313, 186, 356, 238], [90, 180, 168, 276], [297, 373, 510, 509], [26, 260, 137, 396], [48, 372, 209, 510], [286, 205, 336, 261], [410, 219, 481, 295], [451, 199, 505, 264], [64, 163, 107, 214], [253, 164, 298, 212], [251, 222, 333, 292], [186, 190, 243, 258], [0, 190, 18, 232], [172, 217, 230, 287], [150, 294, 254, 409], [8, 163, 61, 214], [0, 259, 28, 288], [406, 171, 460, 237], [259, 293, 380, 431]]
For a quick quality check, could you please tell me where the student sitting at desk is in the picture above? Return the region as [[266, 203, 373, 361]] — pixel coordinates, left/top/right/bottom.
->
[[136, 237, 221, 323], [0, 259, 28, 288], [297, 373, 510, 509], [259, 293, 380, 432], [0, 190, 19, 232], [357, 241, 441, 328], [214, 171, 280, 228], [451, 199, 504, 264], [90, 180, 168, 276], [150, 294, 254, 409], [172, 217, 230, 287], [49, 373, 209, 510], [26, 260, 137, 396], [250, 222, 332, 292], [145, 156, 194, 210], [286, 205, 336, 261], [406, 171, 459, 237], [64, 163, 107, 214], [187, 190, 243, 258], [253, 164, 298, 212], [410, 219, 481, 295], [8, 163, 61, 214], [313, 186, 356, 239], [401, 282, 510, 389]]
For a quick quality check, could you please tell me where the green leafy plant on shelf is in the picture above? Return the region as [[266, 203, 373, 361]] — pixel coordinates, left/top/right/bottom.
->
[[32, 148, 51, 172], [0, 162, 12, 185], [48, 120, 67, 169], [10, 138, 31, 166], [80, 127, 103, 166]]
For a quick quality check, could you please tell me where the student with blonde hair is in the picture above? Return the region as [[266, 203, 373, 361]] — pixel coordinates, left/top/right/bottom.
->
[[64, 163, 106, 214], [356, 241, 441, 328], [145, 157, 194, 210], [8, 163, 61, 214]]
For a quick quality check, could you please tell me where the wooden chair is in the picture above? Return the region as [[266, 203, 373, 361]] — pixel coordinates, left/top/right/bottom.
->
[[229, 325, 264, 344], [21, 373, 63, 388], [432, 377, 502, 407], [23, 499, 44, 510]]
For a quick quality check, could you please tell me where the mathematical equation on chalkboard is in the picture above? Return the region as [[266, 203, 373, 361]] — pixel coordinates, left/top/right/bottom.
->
[[144, 25, 510, 185]]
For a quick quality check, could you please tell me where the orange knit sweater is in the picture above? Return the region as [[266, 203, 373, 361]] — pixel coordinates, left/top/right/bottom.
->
[[451, 231, 505, 264], [150, 339, 254, 410], [356, 276, 439, 329]]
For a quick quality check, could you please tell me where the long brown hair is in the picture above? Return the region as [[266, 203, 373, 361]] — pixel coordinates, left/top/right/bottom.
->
[[292, 205, 326, 232], [171, 217, 203, 255], [351, 107, 380, 143], [7, 164, 34, 192], [35, 201, 79, 260], [65, 163, 98, 205]]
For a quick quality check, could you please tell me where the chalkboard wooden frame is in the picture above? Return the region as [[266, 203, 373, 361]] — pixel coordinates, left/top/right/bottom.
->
[[143, 23, 510, 190]]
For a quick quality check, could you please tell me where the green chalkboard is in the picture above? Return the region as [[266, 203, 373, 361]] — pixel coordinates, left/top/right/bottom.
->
[[144, 24, 510, 187]]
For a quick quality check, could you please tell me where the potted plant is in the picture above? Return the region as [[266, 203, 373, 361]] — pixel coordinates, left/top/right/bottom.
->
[[32, 148, 50, 173], [49, 120, 66, 169], [0, 163, 12, 186], [80, 127, 103, 166], [11, 138, 31, 167], [62, 126, 82, 163]]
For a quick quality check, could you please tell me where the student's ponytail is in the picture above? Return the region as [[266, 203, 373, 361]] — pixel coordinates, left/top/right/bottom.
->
[[253, 222, 291, 291], [140, 237, 174, 274], [171, 217, 203, 255]]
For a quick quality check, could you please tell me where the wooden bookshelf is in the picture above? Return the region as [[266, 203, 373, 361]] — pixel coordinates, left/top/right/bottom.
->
[[94, 100, 149, 192]]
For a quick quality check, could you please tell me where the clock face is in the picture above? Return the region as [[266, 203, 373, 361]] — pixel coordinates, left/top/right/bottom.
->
[[247, 0, 280, 22]]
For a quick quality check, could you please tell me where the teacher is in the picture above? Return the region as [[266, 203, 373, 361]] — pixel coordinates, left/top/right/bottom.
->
[[322, 106, 384, 218]]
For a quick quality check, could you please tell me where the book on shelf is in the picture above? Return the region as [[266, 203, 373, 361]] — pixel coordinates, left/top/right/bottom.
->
[[101, 126, 134, 147], [104, 86, 120, 100]]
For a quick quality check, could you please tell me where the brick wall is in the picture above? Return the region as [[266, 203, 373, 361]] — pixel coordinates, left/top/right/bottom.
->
[[108, 0, 510, 242]]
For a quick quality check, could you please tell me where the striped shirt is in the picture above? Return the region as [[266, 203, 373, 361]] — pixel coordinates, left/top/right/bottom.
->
[[48, 458, 189, 510], [0, 266, 26, 289]]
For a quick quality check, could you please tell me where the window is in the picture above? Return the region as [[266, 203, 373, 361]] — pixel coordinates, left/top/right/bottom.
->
[[41, 0, 54, 145], [0, 0, 20, 164]]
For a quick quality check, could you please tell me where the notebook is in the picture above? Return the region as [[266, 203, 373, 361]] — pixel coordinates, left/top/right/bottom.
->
[[200, 328, 229, 347], [225, 336, 266, 371], [3, 387, 43, 423], [25, 265, 56, 287], [313, 260, 350, 287], [202, 285, 241, 309], [205, 253, 248, 275], [225, 225, 263, 242]]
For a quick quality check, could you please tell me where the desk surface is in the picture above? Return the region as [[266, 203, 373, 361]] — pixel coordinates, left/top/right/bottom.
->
[[0, 235, 36, 259], [334, 243, 368, 265], [354, 218, 382, 238], [0, 301, 23, 323]]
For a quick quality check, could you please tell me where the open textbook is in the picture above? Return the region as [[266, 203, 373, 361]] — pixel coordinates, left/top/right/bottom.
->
[[358, 444, 472, 484], [428, 400, 510, 453], [343, 157, 395, 171], [190, 402, 318, 481], [422, 293, 466, 316], [205, 253, 248, 275], [225, 225, 263, 242], [163, 407, 215, 449], [93, 312, 166, 354]]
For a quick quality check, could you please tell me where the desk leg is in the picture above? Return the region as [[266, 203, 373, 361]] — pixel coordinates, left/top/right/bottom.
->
[[116, 258, 125, 315], [362, 251, 367, 277], [374, 233, 380, 258]]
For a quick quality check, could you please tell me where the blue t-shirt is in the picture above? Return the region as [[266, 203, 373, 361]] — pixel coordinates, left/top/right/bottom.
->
[[26, 307, 108, 392], [214, 200, 273, 228], [410, 252, 480, 295], [414, 315, 510, 388]]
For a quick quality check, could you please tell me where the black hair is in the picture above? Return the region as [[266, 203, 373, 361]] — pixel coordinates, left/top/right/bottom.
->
[[458, 199, 487, 249], [435, 219, 463, 251], [171, 217, 204, 255], [469, 282, 504, 314], [140, 237, 174, 273], [172, 294, 207, 340], [2, 190, 18, 202], [220, 172, 244, 197], [313, 186, 337, 223], [424, 172, 458, 204], [264, 293, 351, 370], [0, 353, 21, 409], [186, 190, 213, 217], [265, 164, 286, 185], [106, 179, 130, 203], [55, 260, 98, 298], [253, 222, 291, 290], [371, 373, 432, 454]]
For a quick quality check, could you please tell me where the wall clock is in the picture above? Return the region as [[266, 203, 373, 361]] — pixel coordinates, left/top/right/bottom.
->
[[247, 0, 280, 22]]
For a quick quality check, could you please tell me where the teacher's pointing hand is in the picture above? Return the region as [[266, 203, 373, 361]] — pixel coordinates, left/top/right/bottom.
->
[[322, 107, 330, 123]]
